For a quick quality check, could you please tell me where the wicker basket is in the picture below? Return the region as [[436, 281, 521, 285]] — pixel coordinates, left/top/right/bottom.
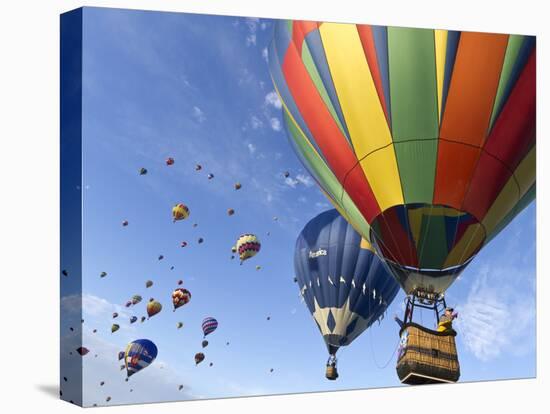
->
[[396, 323, 460, 385], [325, 365, 338, 380]]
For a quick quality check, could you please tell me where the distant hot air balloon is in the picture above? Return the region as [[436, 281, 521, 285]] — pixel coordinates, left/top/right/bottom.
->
[[235, 234, 261, 264], [158, 255, 164, 261], [294, 210, 400, 379], [209, 362, 213, 367], [123, 339, 158, 378], [62, 269, 68, 276], [118, 351, 125, 361], [202, 340, 209, 348], [139, 168, 147, 176], [283, 171, 290, 178], [122, 220, 128, 226], [202, 317, 218, 338], [76, 347, 89, 356], [100, 272, 107, 278], [192, 223, 198, 228], [172, 204, 190, 222], [255, 265, 261, 271], [195, 164, 202, 171], [141, 316, 146, 323], [166, 157, 175, 166], [130, 316, 138, 324], [227, 208, 235, 216], [234, 182, 242, 190], [172, 288, 191, 311], [125, 301, 132, 308], [145, 280, 153, 288], [147, 301, 162, 318], [197, 237, 204, 244], [112, 312, 118, 318], [177, 279, 183, 285], [131, 295, 142, 305], [106, 396, 111, 402], [270, 21, 536, 298], [111, 324, 120, 333], [194, 353, 205, 365], [181, 241, 188, 248], [207, 173, 214, 180], [177, 322, 184, 329], [100, 381, 105, 386]]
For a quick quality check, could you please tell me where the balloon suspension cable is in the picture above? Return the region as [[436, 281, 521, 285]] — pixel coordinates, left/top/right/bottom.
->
[[368, 323, 400, 369]]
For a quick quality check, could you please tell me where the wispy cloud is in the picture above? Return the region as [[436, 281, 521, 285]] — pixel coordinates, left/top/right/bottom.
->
[[262, 47, 268, 62], [192, 106, 206, 123], [455, 263, 535, 361], [270, 117, 282, 131], [265, 91, 282, 109], [250, 115, 264, 129], [247, 143, 257, 154], [296, 174, 314, 187], [284, 177, 299, 188]]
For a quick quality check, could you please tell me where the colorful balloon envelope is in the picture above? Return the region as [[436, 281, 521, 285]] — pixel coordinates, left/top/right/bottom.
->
[[181, 241, 188, 248], [270, 22, 535, 295], [235, 234, 261, 263], [202, 340, 209, 348], [202, 317, 218, 337], [194, 352, 205, 365], [294, 210, 400, 355], [146, 300, 162, 318], [111, 324, 120, 333], [123, 339, 158, 378], [145, 280, 153, 288], [227, 208, 235, 216], [172, 288, 191, 310], [234, 182, 242, 190], [132, 295, 142, 305], [122, 220, 128, 226], [166, 157, 174, 165], [172, 203, 190, 222]]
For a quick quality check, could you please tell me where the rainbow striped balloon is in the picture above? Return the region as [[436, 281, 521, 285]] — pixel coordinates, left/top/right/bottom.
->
[[269, 21, 535, 295]]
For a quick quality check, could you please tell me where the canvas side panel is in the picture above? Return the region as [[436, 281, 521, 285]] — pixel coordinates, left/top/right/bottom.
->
[[60, 8, 83, 407]]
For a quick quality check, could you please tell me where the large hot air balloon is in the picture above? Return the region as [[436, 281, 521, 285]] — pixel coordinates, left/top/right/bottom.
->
[[172, 204, 190, 222], [270, 22, 535, 297], [146, 300, 162, 318], [235, 234, 261, 264], [172, 288, 191, 311], [294, 210, 400, 379], [202, 317, 218, 337], [123, 339, 158, 378]]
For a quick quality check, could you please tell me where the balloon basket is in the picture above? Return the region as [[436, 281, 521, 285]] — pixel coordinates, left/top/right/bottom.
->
[[325, 365, 338, 381], [396, 323, 460, 385]]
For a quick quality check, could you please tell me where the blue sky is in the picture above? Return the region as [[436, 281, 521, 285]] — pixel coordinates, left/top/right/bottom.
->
[[60, 7, 536, 407]]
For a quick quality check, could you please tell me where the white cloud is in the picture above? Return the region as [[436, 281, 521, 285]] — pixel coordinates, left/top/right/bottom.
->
[[246, 34, 257, 46], [265, 91, 282, 109], [315, 201, 330, 209], [296, 174, 314, 187], [284, 177, 299, 188], [455, 264, 535, 361], [247, 143, 256, 154], [270, 117, 282, 131], [250, 115, 263, 129], [192, 106, 206, 123], [262, 47, 268, 62]]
